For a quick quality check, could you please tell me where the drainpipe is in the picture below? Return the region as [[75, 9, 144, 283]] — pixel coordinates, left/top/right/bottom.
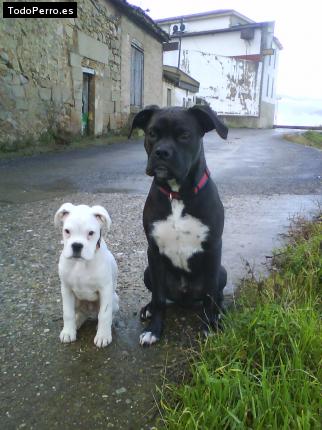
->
[[177, 20, 185, 70], [178, 35, 182, 69]]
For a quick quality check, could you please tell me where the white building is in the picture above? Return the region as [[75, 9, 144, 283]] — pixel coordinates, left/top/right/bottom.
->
[[162, 65, 200, 108], [157, 9, 282, 128]]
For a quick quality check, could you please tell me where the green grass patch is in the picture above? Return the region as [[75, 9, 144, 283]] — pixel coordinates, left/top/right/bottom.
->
[[159, 214, 322, 429], [284, 130, 322, 149]]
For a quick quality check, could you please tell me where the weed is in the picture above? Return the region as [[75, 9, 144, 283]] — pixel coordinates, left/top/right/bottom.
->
[[284, 131, 322, 149], [158, 213, 322, 429]]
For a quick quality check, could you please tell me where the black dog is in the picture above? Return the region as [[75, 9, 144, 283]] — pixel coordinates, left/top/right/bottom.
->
[[129, 105, 228, 346]]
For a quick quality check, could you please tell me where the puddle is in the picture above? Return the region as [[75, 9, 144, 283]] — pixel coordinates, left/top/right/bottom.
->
[[222, 193, 322, 292], [1, 298, 202, 429]]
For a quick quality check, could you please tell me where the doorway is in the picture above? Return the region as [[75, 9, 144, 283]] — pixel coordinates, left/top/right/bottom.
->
[[81, 68, 95, 134]]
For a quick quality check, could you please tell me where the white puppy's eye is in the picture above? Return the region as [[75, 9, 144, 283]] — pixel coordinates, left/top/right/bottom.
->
[[88, 231, 94, 236], [64, 229, 70, 235]]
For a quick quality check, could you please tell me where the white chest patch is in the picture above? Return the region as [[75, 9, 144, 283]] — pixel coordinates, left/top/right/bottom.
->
[[152, 200, 209, 272]]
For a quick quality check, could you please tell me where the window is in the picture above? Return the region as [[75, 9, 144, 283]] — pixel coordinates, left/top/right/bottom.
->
[[167, 88, 172, 106], [131, 45, 144, 107]]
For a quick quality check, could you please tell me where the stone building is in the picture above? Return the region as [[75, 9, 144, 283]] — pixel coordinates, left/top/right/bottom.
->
[[157, 9, 283, 128], [0, 0, 167, 146]]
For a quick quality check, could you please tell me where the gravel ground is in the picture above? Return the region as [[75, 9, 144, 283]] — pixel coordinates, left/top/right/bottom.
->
[[0, 192, 202, 430], [1, 191, 321, 429], [0, 193, 148, 324]]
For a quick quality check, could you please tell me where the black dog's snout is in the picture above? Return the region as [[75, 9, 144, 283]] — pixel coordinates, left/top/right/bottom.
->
[[155, 146, 172, 160], [72, 243, 83, 254]]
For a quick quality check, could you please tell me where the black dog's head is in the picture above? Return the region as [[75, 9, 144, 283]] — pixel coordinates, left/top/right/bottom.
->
[[129, 105, 228, 184]]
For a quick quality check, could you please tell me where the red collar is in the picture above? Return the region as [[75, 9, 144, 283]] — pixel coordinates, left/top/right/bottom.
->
[[158, 167, 210, 200]]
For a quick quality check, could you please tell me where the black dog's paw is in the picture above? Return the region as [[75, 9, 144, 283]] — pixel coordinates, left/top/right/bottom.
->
[[140, 303, 153, 322], [139, 316, 163, 346], [139, 330, 160, 346]]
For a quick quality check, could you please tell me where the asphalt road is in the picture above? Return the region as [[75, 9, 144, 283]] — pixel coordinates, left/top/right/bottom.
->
[[1, 127, 321, 286], [1, 128, 321, 203]]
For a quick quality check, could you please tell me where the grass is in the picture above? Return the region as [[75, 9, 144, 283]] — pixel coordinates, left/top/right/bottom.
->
[[284, 130, 322, 149], [158, 213, 322, 429]]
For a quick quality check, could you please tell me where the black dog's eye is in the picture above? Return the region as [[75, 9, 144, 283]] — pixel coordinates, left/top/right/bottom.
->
[[88, 231, 94, 236], [64, 229, 70, 235], [179, 131, 190, 140], [148, 129, 157, 139]]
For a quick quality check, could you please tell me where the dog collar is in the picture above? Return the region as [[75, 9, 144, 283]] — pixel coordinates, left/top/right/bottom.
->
[[158, 167, 210, 201]]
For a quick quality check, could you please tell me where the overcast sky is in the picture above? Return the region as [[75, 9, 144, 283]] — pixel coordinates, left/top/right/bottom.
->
[[130, 0, 322, 102]]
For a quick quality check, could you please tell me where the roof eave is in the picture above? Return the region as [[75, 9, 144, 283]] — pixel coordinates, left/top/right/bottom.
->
[[163, 65, 200, 90], [169, 21, 273, 39], [156, 9, 254, 25], [273, 36, 283, 50], [108, 0, 169, 42]]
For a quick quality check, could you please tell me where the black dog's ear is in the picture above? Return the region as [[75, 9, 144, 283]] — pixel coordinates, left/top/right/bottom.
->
[[128, 105, 160, 138], [188, 104, 228, 139]]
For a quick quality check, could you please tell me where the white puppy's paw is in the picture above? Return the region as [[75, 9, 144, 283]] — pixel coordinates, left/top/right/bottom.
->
[[139, 331, 159, 346], [94, 331, 112, 348], [60, 328, 76, 343]]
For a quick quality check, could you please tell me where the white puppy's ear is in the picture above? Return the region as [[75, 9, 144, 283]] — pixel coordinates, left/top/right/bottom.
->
[[54, 203, 75, 227], [92, 205, 111, 231]]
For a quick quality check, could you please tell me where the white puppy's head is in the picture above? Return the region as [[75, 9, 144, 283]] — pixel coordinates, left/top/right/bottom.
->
[[54, 203, 111, 261]]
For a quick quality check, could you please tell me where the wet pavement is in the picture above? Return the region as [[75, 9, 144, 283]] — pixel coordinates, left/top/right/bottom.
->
[[0, 129, 321, 429]]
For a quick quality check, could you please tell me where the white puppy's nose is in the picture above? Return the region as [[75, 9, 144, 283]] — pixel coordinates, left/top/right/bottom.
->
[[71, 242, 83, 255]]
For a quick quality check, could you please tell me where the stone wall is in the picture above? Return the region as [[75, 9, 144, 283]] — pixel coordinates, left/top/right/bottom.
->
[[221, 101, 275, 128], [0, 0, 164, 147], [257, 101, 275, 128], [0, 13, 74, 144]]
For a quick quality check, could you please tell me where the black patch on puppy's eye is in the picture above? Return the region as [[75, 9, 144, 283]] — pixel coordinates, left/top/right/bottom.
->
[[88, 231, 94, 236], [64, 229, 70, 235]]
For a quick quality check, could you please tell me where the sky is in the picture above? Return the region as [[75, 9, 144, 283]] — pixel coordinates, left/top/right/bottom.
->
[[130, 0, 322, 116]]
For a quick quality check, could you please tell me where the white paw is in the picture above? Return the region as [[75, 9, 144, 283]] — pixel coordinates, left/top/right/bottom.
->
[[94, 332, 112, 348], [145, 309, 152, 318], [60, 328, 76, 343], [140, 307, 152, 321], [139, 331, 159, 346]]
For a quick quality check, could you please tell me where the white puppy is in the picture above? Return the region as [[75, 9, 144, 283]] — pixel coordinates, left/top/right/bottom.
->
[[54, 203, 119, 348]]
